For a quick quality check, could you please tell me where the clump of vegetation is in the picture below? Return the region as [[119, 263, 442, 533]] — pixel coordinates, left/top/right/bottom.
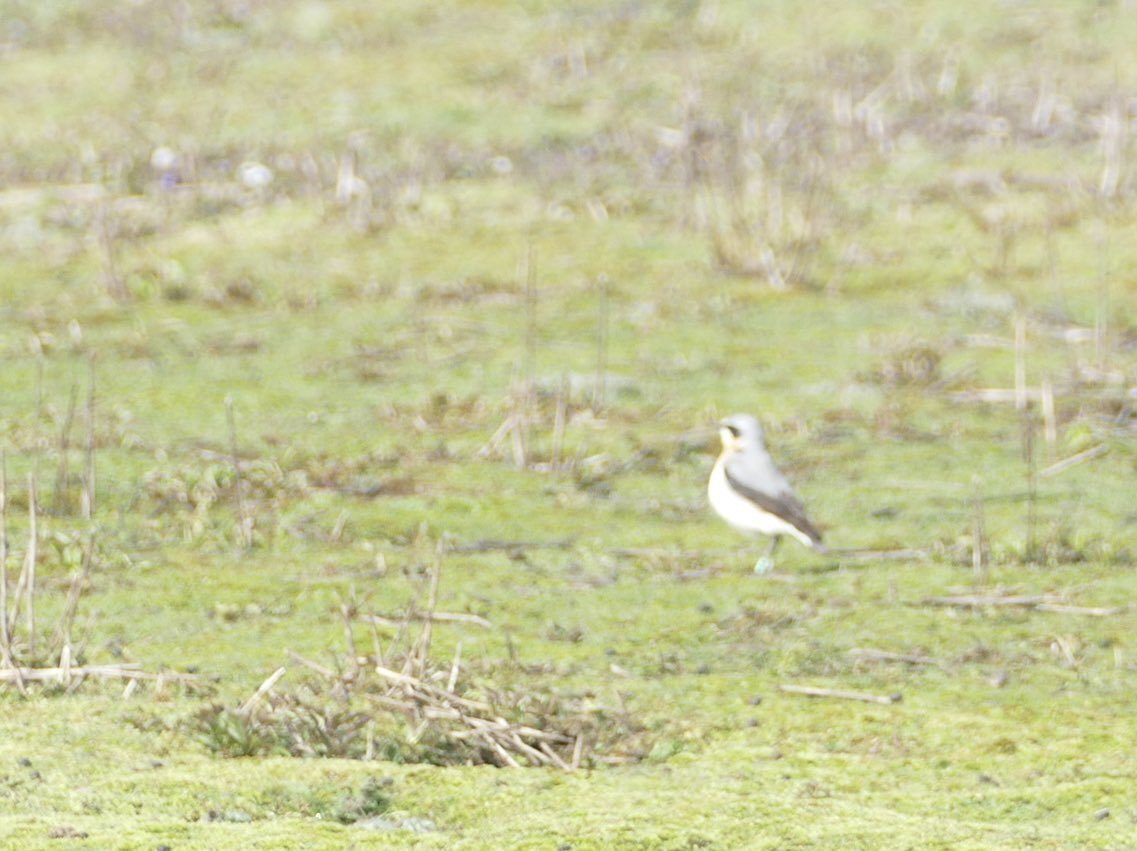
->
[[0, 466, 194, 696], [195, 561, 647, 769], [868, 339, 944, 387], [0, 465, 95, 687]]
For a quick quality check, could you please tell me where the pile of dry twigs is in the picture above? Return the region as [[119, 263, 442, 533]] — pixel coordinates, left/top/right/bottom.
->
[[215, 557, 643, 769]]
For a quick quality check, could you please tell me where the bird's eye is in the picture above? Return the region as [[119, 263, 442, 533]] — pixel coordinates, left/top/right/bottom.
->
[[725, 425, 741, 438]]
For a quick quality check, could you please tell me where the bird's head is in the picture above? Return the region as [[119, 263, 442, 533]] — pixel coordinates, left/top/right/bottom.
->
[[718, 413, 765, 454]]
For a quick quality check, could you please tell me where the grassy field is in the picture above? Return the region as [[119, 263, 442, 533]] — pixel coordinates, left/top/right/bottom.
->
[[1, 1, 1136, 847]]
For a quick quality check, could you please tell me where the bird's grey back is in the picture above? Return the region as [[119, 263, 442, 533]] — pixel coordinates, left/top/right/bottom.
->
[[724, 441, 823, 546], [725, 443, 796, 500]]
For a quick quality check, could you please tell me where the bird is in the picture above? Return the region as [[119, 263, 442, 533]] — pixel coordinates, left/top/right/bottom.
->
[[707, 413, 825, 573]]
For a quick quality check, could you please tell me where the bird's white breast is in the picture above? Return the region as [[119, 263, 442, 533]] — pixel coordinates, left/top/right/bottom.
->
[[708, 455, 813, 546]]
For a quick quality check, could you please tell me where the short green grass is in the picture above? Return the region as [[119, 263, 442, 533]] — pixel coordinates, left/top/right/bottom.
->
[[1, 0, 1136, 847]]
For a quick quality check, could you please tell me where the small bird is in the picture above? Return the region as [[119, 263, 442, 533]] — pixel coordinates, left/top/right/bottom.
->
[[708, 413, 825, 572]]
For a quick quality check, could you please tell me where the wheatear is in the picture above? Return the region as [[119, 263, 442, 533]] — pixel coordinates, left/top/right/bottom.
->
[[708, 413, 825, 572]]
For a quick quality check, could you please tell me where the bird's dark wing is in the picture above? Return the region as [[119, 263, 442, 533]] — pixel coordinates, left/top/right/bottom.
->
[[723, 465, 824, 547]]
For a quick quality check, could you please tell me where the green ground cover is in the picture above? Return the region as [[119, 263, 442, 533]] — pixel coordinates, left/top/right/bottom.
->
[[0, 1, 1135, 847]]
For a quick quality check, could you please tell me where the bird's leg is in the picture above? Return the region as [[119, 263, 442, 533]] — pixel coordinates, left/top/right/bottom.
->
[[754, 536, 780, 574]]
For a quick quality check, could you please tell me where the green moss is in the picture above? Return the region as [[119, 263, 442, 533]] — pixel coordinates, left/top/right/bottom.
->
[[0, 0, 1136, 847]]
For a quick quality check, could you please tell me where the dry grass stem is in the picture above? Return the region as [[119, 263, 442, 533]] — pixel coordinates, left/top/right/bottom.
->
[[477, 415, 515, 458], [925, 594, 1057, 608], [510, 416, 527, 470], [1021, 399, 1038, 561], [52, 531, 95, 653], [923, 594, 1122, 615], [1098, 101, 1124, 198], [0, 664, 195, 686], [950, 388, 1045, 404], [446, 538, 573, 555], [239, 666, 287, 716], [1040, 379, 1056, 455], [411, 553, 442, 673], [477, 413, 528, 469], [1040, 444, 1109, 478], [593, 275, 609, 412], [847, 648, 942, 667], [23, 473, 37, 658], [972, 480, 988, 580], [366, 611, 492, 630], [95, 202, 128, 301], [1034, 603, 1126, 616], [827, 547, 930, 561], [82, 362, 96, 519], [52, 381, 78, 514], [523, 242, 537, 393], [0, 453, 9, 665], [340, 602, 360, 677], [779, 684, 902, 705], [552, 374, 567, 471], [225, 396, 254, 549], [1014, 317, 1027, 412], [285, 649, 337, 678], [446, 641, 462, 693]]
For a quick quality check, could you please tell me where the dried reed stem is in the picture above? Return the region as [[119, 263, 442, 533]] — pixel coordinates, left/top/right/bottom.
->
[[285, 648, 336, 678], [239, 666, 286, 716], [52, 380, 78, 514], [593, 275, 609, 412], [414, 552, 442, 672], [96, 202, 127, 301], [1098, 100, 1123, 198], [971, 478, 988, 580], [0, 664, 144, 683], [552, 374, 567, 471], [925, 595, 1123, 617], [510, 409, 527, 470], [523, 241, 537, 392], [82, 362, 96, 519], [24, 474, 37, 658], [53, 531, 95, 654], [365, 611, 492, 629], [847, 648, 941, 667], [340, 600, 360, 678], [814, 547, 929, 561], [446, 641, 462, 693], [1094, 221, 1111, 371], [367, 613, 387, 670], [1022, 405, 1037, 563], [446, 538, 573, 555], [779, 684, 901, 705], [0, 459, 25, 695], [34, 356, 45, 428], [225, 396, 254, 549], [1035, 603, 1125, 617], [925, 594, 1055, 608], [1040, 444, 1109, 478], [1040, 378, 1056, 457], [0, 454, 10, 664], [477, 414, 518, 460], [1013, 317, 1027, 412]]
